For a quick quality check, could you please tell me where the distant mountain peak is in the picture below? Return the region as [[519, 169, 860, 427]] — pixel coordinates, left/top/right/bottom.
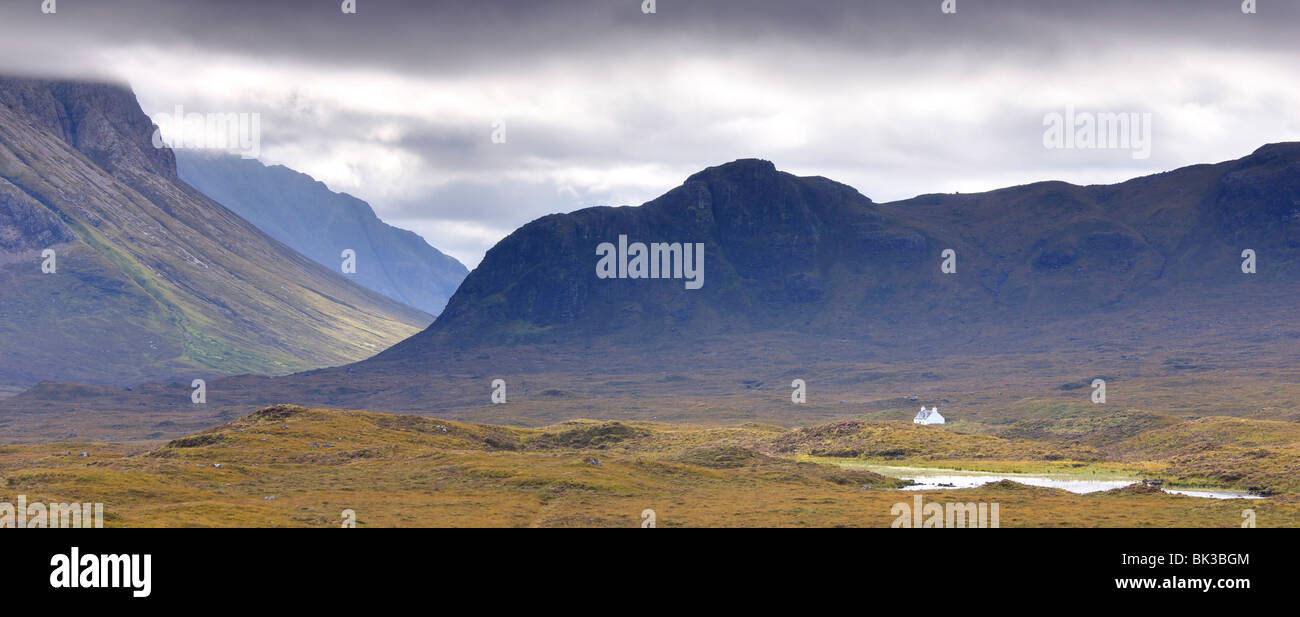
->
[[1248, 141, 1300, 162], [685, 158, 778, 182], [175, 151, 468, 316], [683, 157, 873, 208]]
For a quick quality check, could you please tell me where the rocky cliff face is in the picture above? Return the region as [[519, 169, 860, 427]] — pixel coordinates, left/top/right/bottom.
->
[[0, 181, 76, 252], [0, 77, 431, 390], [175, 152, 467, 316], [0, 78, 177, 181]]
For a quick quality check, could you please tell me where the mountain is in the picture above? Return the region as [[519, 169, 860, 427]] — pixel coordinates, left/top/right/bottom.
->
[[175, 152, 467, 315], [81, 144, 1284, 423], [4, 143, 1297, 437], [380, 146, 1300, 360], [0, 77, 432, 391]]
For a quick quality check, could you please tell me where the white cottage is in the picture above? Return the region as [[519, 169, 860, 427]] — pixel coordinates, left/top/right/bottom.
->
[[913, 406, 945, 425]]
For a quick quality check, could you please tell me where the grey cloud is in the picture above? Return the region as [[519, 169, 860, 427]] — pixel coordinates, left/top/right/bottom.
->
[[2, 0, 1297, 268], [3, 1, 1298, 79], [384, 178, 620, 223]]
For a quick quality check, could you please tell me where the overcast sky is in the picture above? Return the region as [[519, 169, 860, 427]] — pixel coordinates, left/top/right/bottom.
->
[[2, 0, 1298, 266]]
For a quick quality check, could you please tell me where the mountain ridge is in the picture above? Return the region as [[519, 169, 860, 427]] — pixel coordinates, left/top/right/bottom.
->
[[376, 143, 1297, 363]]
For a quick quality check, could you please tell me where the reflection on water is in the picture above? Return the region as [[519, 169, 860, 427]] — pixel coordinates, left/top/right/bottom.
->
[[865, 465, 1264, 500], [1163, 488, 1263, 500], [899, 474, 1134, 494]]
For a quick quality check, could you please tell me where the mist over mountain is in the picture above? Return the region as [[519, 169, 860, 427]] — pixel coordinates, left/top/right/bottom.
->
[[0, 77, 432, 391], [175, 152, 467, 316]]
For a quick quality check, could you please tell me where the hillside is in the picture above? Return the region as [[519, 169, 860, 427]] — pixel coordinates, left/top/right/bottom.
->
[[0, 77, 431, 391], [175, 152, 466, 315]]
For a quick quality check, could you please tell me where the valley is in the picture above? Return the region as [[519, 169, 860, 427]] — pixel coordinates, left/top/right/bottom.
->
[[0, 78, 434, 391]]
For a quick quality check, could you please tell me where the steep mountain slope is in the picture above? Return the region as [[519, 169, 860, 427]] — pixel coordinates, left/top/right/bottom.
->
[[175, 152, 467, 315], [0, 77, 431, 391]]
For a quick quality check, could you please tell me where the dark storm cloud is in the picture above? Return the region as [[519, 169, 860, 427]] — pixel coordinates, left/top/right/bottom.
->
[[4, 0, 1297, 78], [2, 0, 1297, 266]]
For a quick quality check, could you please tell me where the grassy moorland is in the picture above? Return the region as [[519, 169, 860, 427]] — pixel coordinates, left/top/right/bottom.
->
[[1, 405, 1294, 527]]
